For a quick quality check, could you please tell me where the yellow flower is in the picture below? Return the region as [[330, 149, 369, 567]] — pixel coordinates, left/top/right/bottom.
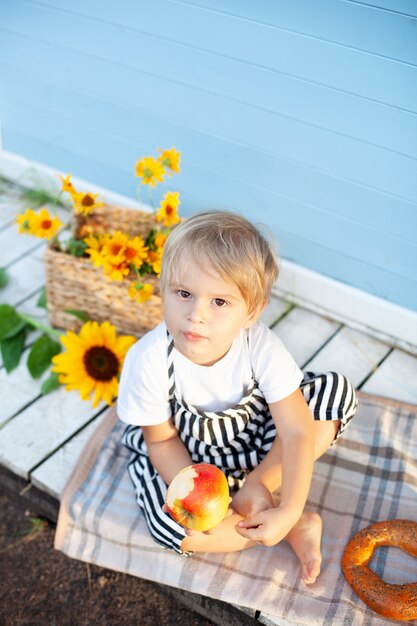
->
[[156, 191, 180, 227], [97, 231, 149, 280], [147, 248, 163, 276], [84, 234, 108, 267], [16, 208, 62, 240], [59, 174, 78, 197], [34, 208, 63, 240], [51, 321, 136, 408], [135, 156, 165, 187], [102, 259, 131, 282], [128, 282, 154, 303], [123, 235, 149, 269], [157, 147, 181, 175], [154, 232, 168, 249], [16, 208, 40, 235], [101, 231, 130, 264], [72, 191, 104, 215]]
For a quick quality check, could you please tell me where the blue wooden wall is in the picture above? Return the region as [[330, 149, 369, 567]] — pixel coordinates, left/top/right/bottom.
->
[[1, 1, 416, 310]]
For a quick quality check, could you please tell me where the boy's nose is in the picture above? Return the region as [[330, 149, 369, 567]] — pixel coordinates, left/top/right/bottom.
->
[[186, 300, 206, 323]]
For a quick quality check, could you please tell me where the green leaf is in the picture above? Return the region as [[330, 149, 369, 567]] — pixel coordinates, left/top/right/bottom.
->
[[67, 237, 88, 257], [0, 267, 8, 289], [36, 288, 47, 309], [0, 304, 28, 340], [27, 335, 61, 379], [20, 187, 61, 209], [137, 262, 154, 276], [0, 328, 26, 373], [40, 371, 61, 395], [64, 309, 90, 322]]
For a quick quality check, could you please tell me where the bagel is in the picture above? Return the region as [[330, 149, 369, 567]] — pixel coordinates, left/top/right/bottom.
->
[[342, 519, 417, 621]]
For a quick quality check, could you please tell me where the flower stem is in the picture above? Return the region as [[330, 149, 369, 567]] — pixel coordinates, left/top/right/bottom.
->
[[147, 185, 155, 210], [18, 312, 62, 341]]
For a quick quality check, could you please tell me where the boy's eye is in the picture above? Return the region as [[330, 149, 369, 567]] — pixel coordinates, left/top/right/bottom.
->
[[177, 289, 191, 299], [213, 298, 227, 307]]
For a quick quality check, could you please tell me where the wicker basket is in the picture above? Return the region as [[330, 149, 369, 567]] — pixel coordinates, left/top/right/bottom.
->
[[44, 204, 165, 338]]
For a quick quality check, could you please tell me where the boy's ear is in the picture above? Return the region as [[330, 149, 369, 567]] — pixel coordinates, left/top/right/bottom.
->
[[245, 299, 266, 327]]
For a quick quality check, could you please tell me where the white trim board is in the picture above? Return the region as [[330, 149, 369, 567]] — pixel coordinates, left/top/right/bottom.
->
[[2, 149, 416, 353], [274, 261, 417, 354]]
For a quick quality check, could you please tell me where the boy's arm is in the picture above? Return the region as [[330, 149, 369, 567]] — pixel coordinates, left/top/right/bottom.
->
[[143, 420, 233, 535], [142, 419, 193, 485], [235, 388, 315, 545]]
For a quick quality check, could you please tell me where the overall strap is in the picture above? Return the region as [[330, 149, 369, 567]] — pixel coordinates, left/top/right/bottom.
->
[[167, 330, 175, 399]]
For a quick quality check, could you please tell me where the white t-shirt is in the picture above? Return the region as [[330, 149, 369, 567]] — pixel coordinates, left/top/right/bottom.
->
[[117, 321, 303, 427]]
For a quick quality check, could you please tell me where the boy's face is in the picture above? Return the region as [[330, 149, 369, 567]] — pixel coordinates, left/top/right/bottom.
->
[[163, 259, 263, 366]]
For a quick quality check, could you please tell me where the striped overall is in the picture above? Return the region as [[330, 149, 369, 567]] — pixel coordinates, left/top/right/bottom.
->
[[122, 335, 357, 554]]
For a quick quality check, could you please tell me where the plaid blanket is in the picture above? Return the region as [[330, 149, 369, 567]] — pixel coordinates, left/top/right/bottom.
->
[[55, 393, 417, 625]]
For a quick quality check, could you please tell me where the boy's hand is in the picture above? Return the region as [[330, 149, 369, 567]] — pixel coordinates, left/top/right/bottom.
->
[[235, 506, 300, 547], [232, 479, 274, 517], [162, 500, 233, 535]]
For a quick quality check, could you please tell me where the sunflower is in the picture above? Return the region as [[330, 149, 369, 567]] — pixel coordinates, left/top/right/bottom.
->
[[52, 321, 136, 407], [128, 282, 154, 303], [156, 191, 180, 227], [16, 207, 62, 240], [135, 156, 165, 187], [72, 191, 104, 215], [157, 147, 181, 175]]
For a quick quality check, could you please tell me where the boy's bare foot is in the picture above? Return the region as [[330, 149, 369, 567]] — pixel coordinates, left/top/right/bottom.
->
[[285, 512, 322, 585]]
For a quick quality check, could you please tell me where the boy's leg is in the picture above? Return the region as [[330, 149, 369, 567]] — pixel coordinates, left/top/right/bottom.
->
[[252, 372, 357, 508], [181, 507, 323, 585], [123, 427, 189, 554], [300, 371, 358, 442], [285, 512, 322, 585]]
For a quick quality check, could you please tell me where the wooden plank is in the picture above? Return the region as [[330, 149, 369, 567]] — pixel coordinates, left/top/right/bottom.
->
[[161, 585, 259, 626], [303, 326, 391, 389], [16, 288, 49, 321], [4, 69, 416, 242], [0, 249, 46, 306], [7, 20, 417, 160], [0, 464, 60, 522], [361, 349, 417, 404], [0, 189, 24, 229], [257, 612, 298, 626], [1, 289, 74, 421], [31, 412, 106, 498], [7, 0, 417, 101], [0, 203, 68, 266], [0, 223, 45, 266], [0, 350, 51, 427], [0, 387, 102, 479], [272, 307, 340, 368], [261, 296, 290, 328]]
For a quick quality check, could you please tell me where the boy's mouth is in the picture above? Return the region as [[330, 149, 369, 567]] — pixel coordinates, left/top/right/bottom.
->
[[183, 331, 206, 342]]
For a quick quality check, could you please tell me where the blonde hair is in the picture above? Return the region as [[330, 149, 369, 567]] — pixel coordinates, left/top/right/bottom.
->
[[160, 211, 279, 313]]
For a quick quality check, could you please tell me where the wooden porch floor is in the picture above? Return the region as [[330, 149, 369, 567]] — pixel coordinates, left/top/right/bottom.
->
[[1, 180, 416, 626]]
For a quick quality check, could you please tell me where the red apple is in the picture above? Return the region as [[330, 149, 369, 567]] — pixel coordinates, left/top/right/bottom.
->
[[166, 463, 230, 531]]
